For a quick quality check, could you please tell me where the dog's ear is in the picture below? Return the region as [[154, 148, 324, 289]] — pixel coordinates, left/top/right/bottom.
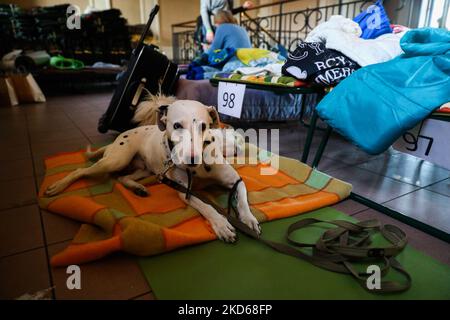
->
[[157, 105, 169, 131], [207, 106, 220, 128]]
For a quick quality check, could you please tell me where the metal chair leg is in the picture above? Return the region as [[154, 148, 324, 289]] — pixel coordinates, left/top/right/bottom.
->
[[298, 94, 306, 125], [312, 125, 332, 169], [301, 110, 318, 163], [349, 193, 449, 243]]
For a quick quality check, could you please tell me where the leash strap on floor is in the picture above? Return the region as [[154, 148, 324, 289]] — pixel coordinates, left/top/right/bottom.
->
[[160, 174, 412, 293]]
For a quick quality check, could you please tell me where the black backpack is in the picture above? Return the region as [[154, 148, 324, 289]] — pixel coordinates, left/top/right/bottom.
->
[[97, 5, 179, 133]]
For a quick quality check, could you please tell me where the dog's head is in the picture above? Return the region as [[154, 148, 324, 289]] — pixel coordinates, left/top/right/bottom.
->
[[157, 100, 220, 169]]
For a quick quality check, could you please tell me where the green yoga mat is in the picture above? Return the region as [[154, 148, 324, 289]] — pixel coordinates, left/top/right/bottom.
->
[[139, 208, 450, 299]]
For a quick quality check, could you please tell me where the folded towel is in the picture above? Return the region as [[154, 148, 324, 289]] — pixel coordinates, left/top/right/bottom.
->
[[235, 63, 283, 76]]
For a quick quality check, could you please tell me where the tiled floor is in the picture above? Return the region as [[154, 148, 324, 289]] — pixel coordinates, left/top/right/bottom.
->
[[0, 91, 449, 299]]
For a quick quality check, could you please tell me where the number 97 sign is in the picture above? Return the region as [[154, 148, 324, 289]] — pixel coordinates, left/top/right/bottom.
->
[[218, 82, 246, 118]]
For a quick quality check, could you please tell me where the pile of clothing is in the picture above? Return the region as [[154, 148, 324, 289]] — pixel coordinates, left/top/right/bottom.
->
[[187, 47, 237, 80], [187, 48, 287, 80], [302, 1, 450, 155], [316, 27, 449, 154], [282, 0, 407, 86]]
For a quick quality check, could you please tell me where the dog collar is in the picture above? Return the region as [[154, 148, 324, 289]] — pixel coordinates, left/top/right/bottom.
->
[[158, 134, 175, 180], [161, 134, 173, 158]]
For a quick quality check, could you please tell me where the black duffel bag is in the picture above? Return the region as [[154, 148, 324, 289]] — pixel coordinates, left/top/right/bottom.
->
[[97, 5, 179, 133]]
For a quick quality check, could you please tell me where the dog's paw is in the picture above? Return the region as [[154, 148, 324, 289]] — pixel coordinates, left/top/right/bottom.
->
[[45, 181, 67, 197], [210, 215, 236, 243], [133, 186, 149, 197], [241, 213, 261, 235]]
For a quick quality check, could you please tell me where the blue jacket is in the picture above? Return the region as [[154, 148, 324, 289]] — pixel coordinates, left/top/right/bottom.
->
[[316, 28, 450, 154], [208, 23, 251, 53]]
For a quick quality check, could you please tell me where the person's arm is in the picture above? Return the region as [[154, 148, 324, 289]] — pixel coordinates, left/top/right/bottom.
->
[[200, 0, 213, 34], [231, 0, 254, 14], [231, 6, 244, 14]]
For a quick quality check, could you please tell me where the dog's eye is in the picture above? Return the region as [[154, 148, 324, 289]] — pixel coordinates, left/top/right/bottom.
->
[[201, 123, 206, 131], [173, 122, 183, 130]]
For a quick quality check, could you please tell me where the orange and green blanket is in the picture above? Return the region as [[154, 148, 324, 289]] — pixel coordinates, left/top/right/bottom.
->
[[38, 145, 352, 267]]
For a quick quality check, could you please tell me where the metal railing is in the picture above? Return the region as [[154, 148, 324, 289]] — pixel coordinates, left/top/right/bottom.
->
[[171, 0, 409, 64], [172, 19, 198, 65]]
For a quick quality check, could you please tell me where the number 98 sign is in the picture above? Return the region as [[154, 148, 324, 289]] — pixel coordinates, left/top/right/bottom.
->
[[222, 92, 235, 108], [218, 82, 246, 118]]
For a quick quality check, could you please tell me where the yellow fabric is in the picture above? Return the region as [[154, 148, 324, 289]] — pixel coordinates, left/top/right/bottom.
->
[[236, 48, 274, 65]]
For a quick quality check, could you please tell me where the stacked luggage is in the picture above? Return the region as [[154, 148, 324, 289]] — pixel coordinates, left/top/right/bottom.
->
[[31, 4, 69, 56], [65, 9, 131, 65], [0, 4, 131, 65], [0, 4, 35, 56]]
